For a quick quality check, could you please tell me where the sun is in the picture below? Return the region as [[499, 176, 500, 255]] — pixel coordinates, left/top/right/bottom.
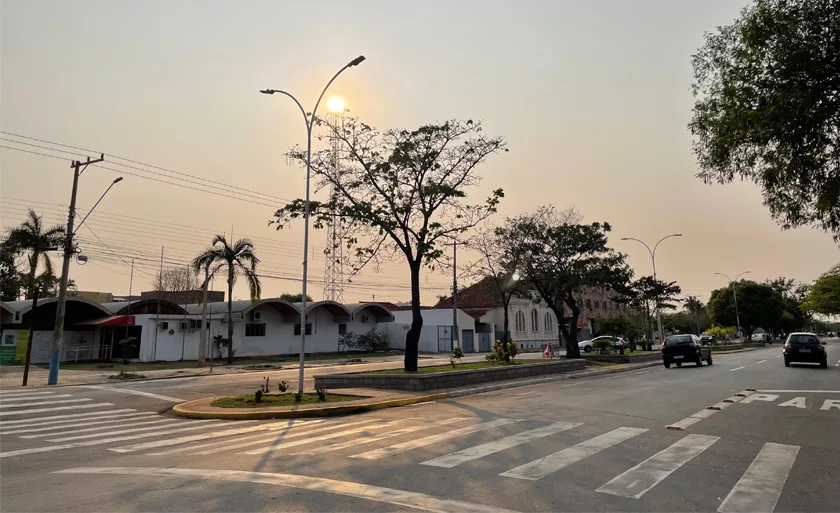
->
[[327, 96, 345, 113]]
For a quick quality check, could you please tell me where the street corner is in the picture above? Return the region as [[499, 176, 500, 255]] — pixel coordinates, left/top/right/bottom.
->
[[170, 390, 450, 421]]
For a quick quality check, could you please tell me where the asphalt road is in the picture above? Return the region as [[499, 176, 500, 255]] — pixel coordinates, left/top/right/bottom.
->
[[1, 341, 838, 512]]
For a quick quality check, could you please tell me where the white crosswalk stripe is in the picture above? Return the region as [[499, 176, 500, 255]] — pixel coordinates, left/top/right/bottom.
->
[[0, 403, 113, 417], [2, 412, 157, 435], [242, 419, 411, 456], [717, 442, 799, 513], [596, 434, 719, 499], [45, 420, 194, 442], [23, 418, 174, 439], [351, 418, 517, 460], [500, 427, 649, 481], [0, 392, 62, 401], [422, 421, 581, 468], [0, 389, 54, 396], [0, 409, 138, 428], [0, 398, 93, 408]]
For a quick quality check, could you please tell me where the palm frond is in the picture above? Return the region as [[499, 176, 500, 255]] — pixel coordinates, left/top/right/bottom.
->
[[244, 268, 262, 302]]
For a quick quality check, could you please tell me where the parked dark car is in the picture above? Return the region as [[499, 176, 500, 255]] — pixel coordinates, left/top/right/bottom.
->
[[662, 334, 712, 368], [783, 333, 827, 368], [699, 334, 716, 344]]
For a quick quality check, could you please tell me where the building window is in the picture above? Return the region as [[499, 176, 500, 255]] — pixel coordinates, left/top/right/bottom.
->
[[531, 309, 539, 331], [515, 311, 525, 332], [245, 323, 266, 337], [338, 323, 347, 335], [294, 323, 312, 336], [585, 299, 592, 310], [594, 300, 600, 310], [360, 315, 369, 323], [544, 312, 553, 332]]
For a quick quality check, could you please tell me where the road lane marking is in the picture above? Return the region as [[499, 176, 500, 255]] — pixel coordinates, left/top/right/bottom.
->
[[756, 360, 767, 364], [189, 418, 381, 455], [244, 419, 410, 455], [0, 403, 113, 417], [45, 419, 185, 442], [596, 434, 719, 499], [665, 417, 702, 430], [757, 390, 840, 393], [707, 402, 732, 410], [821, 399, 840, 411], [54, 467, 521, 513], [1, 412, 157, 435], [110, 419, 320, 453], [722, 396, 743, 403], [0, 392, 60, 401], [295, 418, 469, 456], [351, 419, 516, 460], [24, 418, 174, 439], [0, 409, 137, 427], [740, 394, 779, 404], [560, 382, 587, 387], [0, 390, 56, 396], [422, 422, 581, 468], [0, 398, 92, 408], [717, 443, 799, 513], [730, 366, 745, 372], [500, 427, 648, 481], [778, 397, 807, 409], [776, 355, 782, 358], [78, 385, 184, 403]]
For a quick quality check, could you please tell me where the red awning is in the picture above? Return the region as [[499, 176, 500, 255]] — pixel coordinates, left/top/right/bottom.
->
[[78, 315, 136, 326]]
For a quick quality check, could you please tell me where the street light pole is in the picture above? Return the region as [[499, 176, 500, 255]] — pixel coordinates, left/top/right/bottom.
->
[[261, 55, 366, 397], [48, 155, 122, 385], [621, 234, 682, 346], [714, 271, 750, 339]]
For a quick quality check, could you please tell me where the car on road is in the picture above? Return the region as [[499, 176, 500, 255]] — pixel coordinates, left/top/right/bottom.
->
[[661, 334, 712, 368], [578, 336, 626, 353], [783, 332, 828, 368], [699, 334, 716, 344], [751, 332, 773, 343]]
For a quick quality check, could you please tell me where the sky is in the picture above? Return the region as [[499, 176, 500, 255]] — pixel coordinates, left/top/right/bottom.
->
[[1, 0, 838, 306]]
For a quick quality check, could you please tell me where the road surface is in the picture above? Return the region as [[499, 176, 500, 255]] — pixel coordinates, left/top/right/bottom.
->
[[1, 341, 837, 512]]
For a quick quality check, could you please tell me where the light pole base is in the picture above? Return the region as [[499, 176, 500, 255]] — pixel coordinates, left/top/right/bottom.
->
[[47, 351, 61, 385]]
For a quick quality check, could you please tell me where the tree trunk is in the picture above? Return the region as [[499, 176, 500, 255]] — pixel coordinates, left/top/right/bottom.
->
[[566, 311, 582, 359], [502, 297, 510, 345], [404, 262, 422, 372], [22, 285, 39, 386], [226, 265, 234, 365]]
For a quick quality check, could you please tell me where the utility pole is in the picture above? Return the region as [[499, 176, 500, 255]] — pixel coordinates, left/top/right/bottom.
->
[[452, 241, 461, 350], [152, 246, 163, 362], [48, 154, 105, 385], [198, 265, 210, 367]]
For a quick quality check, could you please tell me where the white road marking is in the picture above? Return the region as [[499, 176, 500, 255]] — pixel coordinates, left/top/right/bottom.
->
[[46, 420, 186, 442], [25, 418, 174, 439], [560, 382, 587, 387], [4, 413, 157, 435], [757, 390, 840, 393], [243, 419, 410, 455], [756, 360, 767, 364], [351, 419, 516, 461], [665, 417, 702, 430], [500, 427, 648, 481], [514, 391, 537, 396], [707, 402, 732, 411], [54, 467, 521, 513], [78, 385, 184, 403], [0, 403, 113, 417], [820, 399, 840, 411], [596, 434, 719, 499], [422, 422, 581, 468], [189, 418, 380, 455], [730, 366, 745, 372], [110, 419, 321, 454], [717, 442, 799, 513], [740, 394, 779, 404], [0, 398, 92, 408], [778, 397, 807, 409], [0, 409, 137, 428], [295, 418, 468, 456], [690, 409, 717, 419], [722, 396, 743, 403], [776, 355, 782, 358], [0, 392, 60, 401], [0, 389, 54, 396]]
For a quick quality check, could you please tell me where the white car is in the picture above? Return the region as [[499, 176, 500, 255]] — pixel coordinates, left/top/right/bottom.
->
[[579, 336, 626, 353]]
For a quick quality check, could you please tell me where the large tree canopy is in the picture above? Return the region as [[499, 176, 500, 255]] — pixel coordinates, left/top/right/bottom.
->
[[804, 264, 840, 316], [707, 280, 785, 335], [272, 118, 506, 371], [689, 0, 840, 238]]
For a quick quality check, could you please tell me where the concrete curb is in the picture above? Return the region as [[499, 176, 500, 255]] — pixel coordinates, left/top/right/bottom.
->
[[171, 392, 450, 420]]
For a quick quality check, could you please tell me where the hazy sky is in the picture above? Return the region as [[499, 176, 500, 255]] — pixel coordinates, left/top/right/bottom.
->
[[2, 0, 837, 305]]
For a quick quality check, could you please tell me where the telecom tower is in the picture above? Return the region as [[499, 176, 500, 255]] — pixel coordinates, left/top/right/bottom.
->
[[323, 97, 346, 302]]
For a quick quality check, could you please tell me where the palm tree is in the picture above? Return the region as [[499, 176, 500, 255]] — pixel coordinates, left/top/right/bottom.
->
[[5, 209, 65, 385], [192, 235, 261, 364], [684, 295, 705, 334]]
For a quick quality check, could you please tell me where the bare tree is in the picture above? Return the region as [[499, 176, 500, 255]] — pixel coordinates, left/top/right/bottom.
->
[[154, 267, 199, 295]]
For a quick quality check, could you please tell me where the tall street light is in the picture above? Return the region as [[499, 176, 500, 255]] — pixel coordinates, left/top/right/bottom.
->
[[48, 156, 123, 385], [621, 234, 682, 346], [714, 271, 751, 339], [261, 55, 366, 397]]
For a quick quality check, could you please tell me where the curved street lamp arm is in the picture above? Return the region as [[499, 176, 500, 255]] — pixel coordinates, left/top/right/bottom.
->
[[714, 272, 733, 283], [310, 57, 364, 131], [652, 233, 682, 259], [260, 90, 309, 128], [735, 271, 751, 281], [73, 178, 123, 236], [621, 237, 653, 258]]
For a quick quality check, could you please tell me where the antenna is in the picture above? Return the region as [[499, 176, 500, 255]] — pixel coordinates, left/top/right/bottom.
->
[[323, 104, 347, 302]]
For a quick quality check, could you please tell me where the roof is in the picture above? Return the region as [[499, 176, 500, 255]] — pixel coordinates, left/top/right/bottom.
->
[[435, 277, 502, 309], [3, 296, 112, 317]]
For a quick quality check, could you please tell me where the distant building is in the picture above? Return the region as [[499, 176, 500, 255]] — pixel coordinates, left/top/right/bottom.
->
[[72, 291, 114, 304], [140, 290, 224, 304]]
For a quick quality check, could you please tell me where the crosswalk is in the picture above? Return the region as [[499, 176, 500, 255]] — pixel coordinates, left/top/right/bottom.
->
[[0, 388, 812, 511]]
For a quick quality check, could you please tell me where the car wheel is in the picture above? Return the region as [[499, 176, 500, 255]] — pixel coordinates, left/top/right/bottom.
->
[[583, 346, 592, 353], [664, 362, 670, 369], [784, 357, 790, 367], [676, 362, 682, 367], [821, 359, 828, 369], [707, 354, 713, 365]]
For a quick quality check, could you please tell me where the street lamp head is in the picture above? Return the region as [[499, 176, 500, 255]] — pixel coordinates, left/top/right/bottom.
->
[[672, 233, 683, 237], [620, 237, 630, 241], [259, 89, 276, 95], [112, 177, 124, 184], [349, 55, 366, 67], [512, 272, 521, 281]]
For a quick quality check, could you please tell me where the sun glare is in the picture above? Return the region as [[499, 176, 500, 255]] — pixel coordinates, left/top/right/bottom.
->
[[327, 96, 345, 113]]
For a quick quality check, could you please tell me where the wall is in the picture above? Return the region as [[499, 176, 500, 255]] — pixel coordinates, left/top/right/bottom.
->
[[385, 323, 440, 353], [389, 308, 476, 353]]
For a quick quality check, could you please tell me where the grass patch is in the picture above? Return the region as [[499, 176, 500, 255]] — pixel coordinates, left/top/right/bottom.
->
[[211, 393, 365, 408], [365, 360, 548, 375], [108, 369, 147, 380]]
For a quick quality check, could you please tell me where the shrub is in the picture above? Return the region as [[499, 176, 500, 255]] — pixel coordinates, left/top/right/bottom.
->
[[452, 346, 465, 360], [316, 388, 327, 401], [507, 340, 518, 360], [593, 338, 613, 355], [212, 335, 235, 359], [294, 390, 303, 403], [340, 329, 391, 353], [278, 380, 288, 392], [254, 389, 263, 403]]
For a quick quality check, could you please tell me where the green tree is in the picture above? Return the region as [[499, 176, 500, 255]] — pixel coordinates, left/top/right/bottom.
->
[[803, 264, 840, 316], [689, 0, 840, 239], [620, 277, 682, 348], [192, 236, 261, 364], [5, 209, 65, 385], [279, 293, 313, 303], [0, 241, 23, 301], [707, 280, 784, 337], [683, 295, 709, 334], [272, 118, 506, 372], [499, 206, 632, 359], [597, 314, 645, 348]]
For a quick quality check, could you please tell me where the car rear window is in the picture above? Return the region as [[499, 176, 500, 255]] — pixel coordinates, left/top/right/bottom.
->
[[788, 335, 819, 346], [665, 335, 693, 346]]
